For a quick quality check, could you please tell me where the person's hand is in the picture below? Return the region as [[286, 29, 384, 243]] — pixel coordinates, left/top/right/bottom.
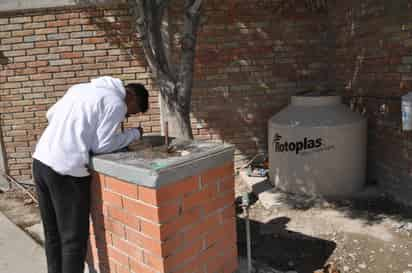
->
[[137, 126, 144, 138]]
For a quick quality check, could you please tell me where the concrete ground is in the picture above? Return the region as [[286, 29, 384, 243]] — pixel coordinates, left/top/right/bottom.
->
[[2, 177, 412, 273], [0, 211, 46, 273], [236, 172, 412, 273]]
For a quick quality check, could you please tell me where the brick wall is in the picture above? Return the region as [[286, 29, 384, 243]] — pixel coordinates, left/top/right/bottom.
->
[[0, 6, 160, 181], [332, 0, 412, 204], [0, 2, 331, 181], [89, 162, 237, 273], [171, 0, 331, 164]]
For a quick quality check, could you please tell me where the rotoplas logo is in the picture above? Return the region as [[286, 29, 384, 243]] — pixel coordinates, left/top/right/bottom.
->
[[273, 133, 322, 154]]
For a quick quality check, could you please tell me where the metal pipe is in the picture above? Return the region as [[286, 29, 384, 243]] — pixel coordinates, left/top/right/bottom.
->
[[164, 121, 169, 148], [245, 207, 252, 273], [241, 192, 253, 273]]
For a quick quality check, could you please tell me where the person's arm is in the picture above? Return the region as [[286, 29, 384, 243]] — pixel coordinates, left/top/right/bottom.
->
[[91, 103, 140, 154]]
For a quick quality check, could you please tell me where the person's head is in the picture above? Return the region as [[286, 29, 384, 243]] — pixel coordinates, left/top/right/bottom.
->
[[124, 83, 149, 115]]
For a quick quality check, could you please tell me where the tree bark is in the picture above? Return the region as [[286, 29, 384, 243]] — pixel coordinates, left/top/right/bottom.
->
[[129, 0, 202, 140]]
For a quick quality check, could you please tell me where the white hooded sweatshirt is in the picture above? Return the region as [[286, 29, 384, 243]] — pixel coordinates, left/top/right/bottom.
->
[[33, 76, 140, 177]]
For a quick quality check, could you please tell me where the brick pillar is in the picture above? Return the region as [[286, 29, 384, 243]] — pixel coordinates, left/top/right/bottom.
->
[[88, 161, 238, 273]]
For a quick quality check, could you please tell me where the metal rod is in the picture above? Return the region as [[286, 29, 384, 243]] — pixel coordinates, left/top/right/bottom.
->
[[164, 121, 169, 147], [242, 192, 253, 273], [245, 206, 252, 273], [0, 171, 38, 204]]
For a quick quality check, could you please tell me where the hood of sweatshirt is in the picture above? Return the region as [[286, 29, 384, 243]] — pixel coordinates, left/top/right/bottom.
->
[[90, 76, 126, 99]]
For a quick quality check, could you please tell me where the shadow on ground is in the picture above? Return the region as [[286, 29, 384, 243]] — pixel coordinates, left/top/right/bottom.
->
[[236, 216, 336, 273], [247, 177, 412, 225], [275, 188, 412, 225]]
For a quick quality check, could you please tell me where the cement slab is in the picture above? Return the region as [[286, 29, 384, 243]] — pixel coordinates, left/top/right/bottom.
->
[[91, 137, 234, 188], [0, 212, 46, 273], [26, 223, 44, 245]]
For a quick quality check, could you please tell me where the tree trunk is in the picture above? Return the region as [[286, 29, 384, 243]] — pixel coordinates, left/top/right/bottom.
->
[[130, 0, 202, 140], [160, 91, 193, 139]]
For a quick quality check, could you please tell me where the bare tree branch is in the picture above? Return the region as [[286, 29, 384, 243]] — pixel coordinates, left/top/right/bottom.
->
[[127, 0, 202, 139], [177, 0, 202, 109], [129, 0, 175, 91], [188, 0, 202, 16]]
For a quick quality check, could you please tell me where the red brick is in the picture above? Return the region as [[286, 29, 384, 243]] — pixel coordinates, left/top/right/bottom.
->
[[105, 176, 138, 199], [107, 206, 140, 231], [223, 255, 238, 273], [218, 175, 235, 193], [203, 189, 235, 215], [35, 28, 57, 35], [141, 250, 164, 272], [102, 190, 123, 208], [164, 239, 203, 272], [105, 218, 126, 238], [125, 227, 162, 256], [183, 213, 221, 244], [205, 219, 236, 249], [107, 246, 129, 267], [47, 20, 68, 27], [12, 29, 34, 36], [157, 176, 199, 203], [33, 15, 55, 22], [182, 184, 217, 211], [60, 52, 82, 59], [137, 186, 157, 205], [35, 41, 58, 48], [112, 234, 138, 257], [201, 162, 234, 186], [160, 208, 202, 240], [26, 60, 48, 68], [30, 73, 52, 80], [123, 198, 158, 222], [56, 13, 79, 20], [157, 202, 181, 223], [84, 37, 106, 44], [129, 257, 157, 273], [139, 219, 161, 240]]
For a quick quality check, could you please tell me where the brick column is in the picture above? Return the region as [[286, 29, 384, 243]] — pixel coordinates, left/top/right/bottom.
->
[[88, 161, 238, 273]]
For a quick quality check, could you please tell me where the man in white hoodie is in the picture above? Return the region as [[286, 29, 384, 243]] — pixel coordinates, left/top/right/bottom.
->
[[32, 76, 149, 273]]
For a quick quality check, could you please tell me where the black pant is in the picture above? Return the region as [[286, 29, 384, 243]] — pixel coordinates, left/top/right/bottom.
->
[[33, 159, 91, 273]]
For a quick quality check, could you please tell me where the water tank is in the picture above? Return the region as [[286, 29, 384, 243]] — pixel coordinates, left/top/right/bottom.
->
[[268, 95, 367, 197]]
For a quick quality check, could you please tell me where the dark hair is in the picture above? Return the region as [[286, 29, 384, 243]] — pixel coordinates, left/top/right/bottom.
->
[[125, 83, 149, 113]]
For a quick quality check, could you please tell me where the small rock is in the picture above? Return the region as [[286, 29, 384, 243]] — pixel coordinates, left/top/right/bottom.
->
[[358, 263, 366, 269], [287, 261, 294, 267], [408, 264, 412, 268], [343, 266, 350, 272]]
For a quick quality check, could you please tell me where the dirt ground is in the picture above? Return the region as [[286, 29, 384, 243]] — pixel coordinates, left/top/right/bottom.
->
[[1, 178, 412, 273], [0, 187, 42, 243], [235, 177, 412, 273]]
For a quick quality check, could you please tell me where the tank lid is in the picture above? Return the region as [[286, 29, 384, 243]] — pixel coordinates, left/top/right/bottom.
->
[[291, 95, 341, 106]]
